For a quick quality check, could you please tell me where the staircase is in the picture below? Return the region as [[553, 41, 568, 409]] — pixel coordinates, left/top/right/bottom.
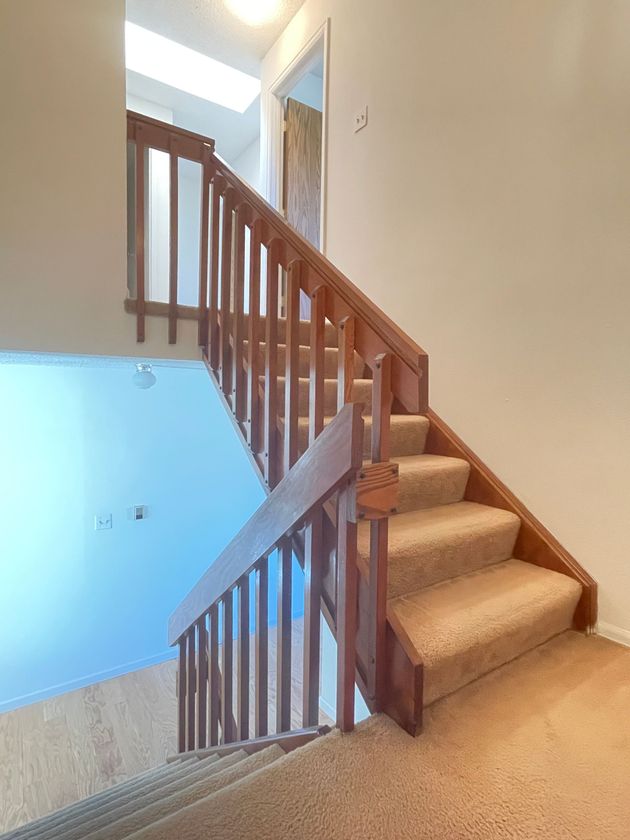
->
[[124, 110, 596, 737], [1, 732, 326, 840], [1, 111, 597, 836]]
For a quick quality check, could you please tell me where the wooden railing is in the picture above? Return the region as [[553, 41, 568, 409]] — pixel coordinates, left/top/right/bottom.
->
[[169, 402, 396, 746], [126, 111, 427, 735]]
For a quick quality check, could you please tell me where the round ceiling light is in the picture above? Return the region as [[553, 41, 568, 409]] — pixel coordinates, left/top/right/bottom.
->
[[133, 362, 157, 390], [225, 0, 281, 27]]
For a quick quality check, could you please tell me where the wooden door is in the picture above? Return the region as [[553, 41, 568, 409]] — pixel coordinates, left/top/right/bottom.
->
[[283, 97, 322, 249]]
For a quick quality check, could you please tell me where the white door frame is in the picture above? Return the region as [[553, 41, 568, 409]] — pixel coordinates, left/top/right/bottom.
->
[[262, 18, 330, 254]]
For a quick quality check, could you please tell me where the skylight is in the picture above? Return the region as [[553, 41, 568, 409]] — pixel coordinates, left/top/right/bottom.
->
[[125, 22, 261, 114]]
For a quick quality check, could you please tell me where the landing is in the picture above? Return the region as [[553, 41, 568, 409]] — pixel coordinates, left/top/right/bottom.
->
[[204, 632, 630, 839]]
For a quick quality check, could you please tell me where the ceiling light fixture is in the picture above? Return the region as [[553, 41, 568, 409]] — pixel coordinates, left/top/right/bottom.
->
[[125, 22, 260, 113], [225, 0, 282, 27], [133, 362, 157, 390]]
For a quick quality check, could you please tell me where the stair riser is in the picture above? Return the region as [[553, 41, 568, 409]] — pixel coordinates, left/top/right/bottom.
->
[[396, 463, 470, 514], [378, 517, 521, 599], [296, 416, 429, 459]]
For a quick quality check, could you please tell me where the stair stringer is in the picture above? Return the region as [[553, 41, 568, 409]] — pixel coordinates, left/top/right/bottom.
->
[[425, 410, 597, 632]]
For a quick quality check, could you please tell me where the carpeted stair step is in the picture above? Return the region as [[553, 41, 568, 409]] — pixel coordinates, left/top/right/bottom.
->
[[116, 745, 285, 840], [124, 745, 285, 840], [241, 313, 338, 347], [391, 454, 470, 514], [296, 413, 429, 458], [268, 376, 374, 417], [244, 341, 366, 379], [12, 757, 199, 840], [359, 501, 521, 599], [81, 748, 281, 840], [391, 558, 582, 705], [5, 759, 200, 840], [31, 755, 223, 840]]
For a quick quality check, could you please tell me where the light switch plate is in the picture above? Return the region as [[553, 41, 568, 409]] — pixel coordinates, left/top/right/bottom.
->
[[95, 513, 112, 531], [354, 105, 368, 133]]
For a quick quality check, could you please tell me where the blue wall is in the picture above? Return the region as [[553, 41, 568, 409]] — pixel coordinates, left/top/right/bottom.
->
[[0, 357, 270, 712]]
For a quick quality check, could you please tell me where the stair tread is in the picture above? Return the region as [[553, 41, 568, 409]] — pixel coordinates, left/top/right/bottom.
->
[[391, 558, 582, 704], [384, 499, 519, 539], [388, 453, 471, 513], [359, 501, 521, 598], [267, 375, 373, 386]]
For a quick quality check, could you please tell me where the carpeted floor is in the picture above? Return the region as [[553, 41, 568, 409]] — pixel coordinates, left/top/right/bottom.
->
[[195, 632, 630, 840]]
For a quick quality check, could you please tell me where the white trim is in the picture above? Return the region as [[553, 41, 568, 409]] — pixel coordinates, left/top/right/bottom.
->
[[0, 350, 204, 371], [263, 18, 330, 253], [597, 621, 630, 648], [0, 649, 177, 714]]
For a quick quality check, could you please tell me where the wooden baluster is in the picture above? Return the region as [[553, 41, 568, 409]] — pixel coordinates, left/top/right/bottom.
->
[[336, 483, 359, 731], [177, 636, 186, 753], [276, 538, 292, 733], [303, 506, 323, 727], [221, 593, 235, 743], [337, 315, 355, 411], [232, 206, 249, 421], [208, 603, 220, 746], [196, 616, 208, 749], [135, 128, 146, 343], [264, 240, 281, 488], [219, 189, 235, 398], [168, 138, 178, 345], [247, 219, 263, 454], [208, 176, 225, 370], [309, 285, 326, 445], [186, 626, 196, 751], [283, 261, 302, 474], [368, 352, 392, 708], [198, 149, 211, 347], [237, 574, 250, 741], [255, 556, 269, 737]]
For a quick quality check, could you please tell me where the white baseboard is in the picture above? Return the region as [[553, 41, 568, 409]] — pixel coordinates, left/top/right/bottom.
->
[[0, 649, 177, 714], [597, 621, 630, 648]]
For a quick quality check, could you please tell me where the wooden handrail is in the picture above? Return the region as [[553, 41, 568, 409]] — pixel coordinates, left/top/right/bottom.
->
[[169, 402, 363, 645]]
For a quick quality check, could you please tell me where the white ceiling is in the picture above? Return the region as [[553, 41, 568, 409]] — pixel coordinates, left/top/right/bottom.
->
[[126, 0, 306, 77], [126, 70, 261, 162], [125, 0, 305, 162]]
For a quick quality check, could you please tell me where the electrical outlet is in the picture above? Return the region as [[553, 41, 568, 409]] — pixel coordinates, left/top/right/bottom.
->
[[354, 105, 368, 133], [95, 513, 112, 531]]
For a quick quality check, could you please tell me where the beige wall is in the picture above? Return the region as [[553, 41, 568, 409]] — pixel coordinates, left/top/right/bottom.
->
[[262, 0, 630, 636], [0, 0, 200, 360]]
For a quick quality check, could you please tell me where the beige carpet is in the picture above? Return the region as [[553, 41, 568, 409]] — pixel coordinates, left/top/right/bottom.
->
[[171, 632, 630, 840]]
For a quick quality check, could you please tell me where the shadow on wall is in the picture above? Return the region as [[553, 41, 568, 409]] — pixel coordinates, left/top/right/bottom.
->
[[0, 356, 277, 712]]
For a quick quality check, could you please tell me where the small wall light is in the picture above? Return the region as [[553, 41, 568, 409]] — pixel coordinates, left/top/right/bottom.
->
[[133, 362, 157, 390]]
